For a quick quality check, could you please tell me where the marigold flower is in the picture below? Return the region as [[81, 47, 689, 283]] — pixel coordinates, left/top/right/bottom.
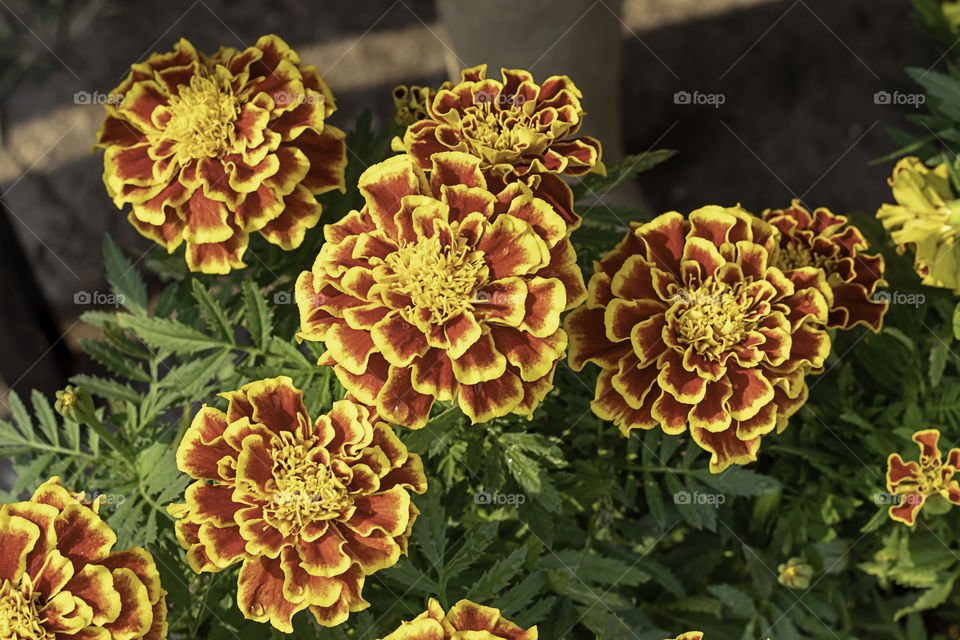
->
[[381, 598, 536, 640], [876, 157, 960, 292], [295, 151, 585, 428], [668, 634, 704, 640], [393, 64, 604, 229], [886, 428, 960, 526], [762, 200, 887, 331], [392, 84, 448, 129], [95, 35, 347, 274], [167, 377, 426, 630], [565, 206, 832, 472], [0, 477, 167, 640], [777, 556, 813, 589]]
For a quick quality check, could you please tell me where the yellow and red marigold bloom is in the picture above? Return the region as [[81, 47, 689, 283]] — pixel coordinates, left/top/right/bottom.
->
[[295, 151, 586, 428], [0, 477, 167, 640], [393, 64, 604, 229], [95, 35, 347, 274], [885, 428, 960, 526], [876, 157, 960, 293], [565, 206, 833, 473], [381, 598, 536, 640], [167, 377, 426, 631], [668, 634, 704, 640], [762, 200, 887, 331]]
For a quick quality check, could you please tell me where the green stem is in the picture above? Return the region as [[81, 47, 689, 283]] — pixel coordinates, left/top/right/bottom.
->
[[85, 412, 136, 466]]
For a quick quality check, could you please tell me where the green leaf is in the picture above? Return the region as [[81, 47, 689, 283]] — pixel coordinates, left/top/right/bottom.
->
[[698, 467, 781, 497], [445, 522, 498, 580], [30, 390, 58, 447], [69, 374, 141, 405], [467, 546, 527, 602], [930, 339, 950, 387], [894, 572, 958, 620], [573, 149, 677, 200], [644, 473, 667, 528], [103, 234, 148, 315], [503, 445, 563, 513], [706, 583, 756, 618], [117, 315, 227, 354], [413, 491, 445, 571], [242, 280, 272, 347], [497, 570, 547, 616], [190, 280, 234, 343], [80, 339, 150, 382]]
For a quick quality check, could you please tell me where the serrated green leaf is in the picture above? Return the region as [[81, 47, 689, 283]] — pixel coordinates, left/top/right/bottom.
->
[[30, 390, 58, 447], [706, 583, 756, 618], [190, 279, 234, 343], [103, 234, 148, 315], [118, 315, 227, 353], [80, 339, 150, 382], [445, 521, 498, 580], [69, 374, 141, 405], [242, 280, 272, 347]]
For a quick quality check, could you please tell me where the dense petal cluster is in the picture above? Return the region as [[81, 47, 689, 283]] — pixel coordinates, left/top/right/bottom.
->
[[381, 598, 536, 640], [168, 377, 426, 630], [876, 157, 960, 292], [565, 206, 832, 472], [394, 64, 604, 228], [886, 429, 960, 526], [763, 200, 887, 330], [96, 35, 347, 273], [0, 477, 167, 640], [295, 151, 585, 428]]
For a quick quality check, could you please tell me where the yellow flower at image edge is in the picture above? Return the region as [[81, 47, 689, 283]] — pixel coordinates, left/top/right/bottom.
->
[[381, 598, 536, 640], [0, 477, 167, 640], [565, 206, 832, 472], [96, 34, 347, 274], [877, 157, 960, 292], [295, 151, 586, 428], [886, 428, 960, 526], [168, 376, 427, 631]]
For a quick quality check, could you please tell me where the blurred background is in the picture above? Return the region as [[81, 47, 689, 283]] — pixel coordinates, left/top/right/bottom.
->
[[0, 0, 942, 416]]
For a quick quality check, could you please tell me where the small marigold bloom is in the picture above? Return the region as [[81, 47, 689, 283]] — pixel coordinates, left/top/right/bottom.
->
[[95, 35, 347, 274], [876, 157, 960, 292], [295, 152, 586, 428], [392, 84, 449, 129], [777, 557, 813, 589], [393, 64, 605, 229], [0, 477, 167, 640], [168, 377, 426, 631], [565, 206, 833, 473], [762, 200, 887, 331], [668, 634, 704, 640], [381, 598, 536, 640], [886, 428, 960, 526]]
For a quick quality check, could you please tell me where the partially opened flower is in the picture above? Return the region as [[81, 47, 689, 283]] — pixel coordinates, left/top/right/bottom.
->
[[763, 200, 887, 331], [392, 84, 448, 129], [565, 206, 832, 472], [876, 157, 960, 292], [295, 151, 585, 428], [777, 556, 814, 589], [96, 35, 347, 273], [381, 598, 536, 640], [0, 477, 167, 640], [168, 377, 426, 630], [886, 428, 960, 526], [393, 64, 604, 229]]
